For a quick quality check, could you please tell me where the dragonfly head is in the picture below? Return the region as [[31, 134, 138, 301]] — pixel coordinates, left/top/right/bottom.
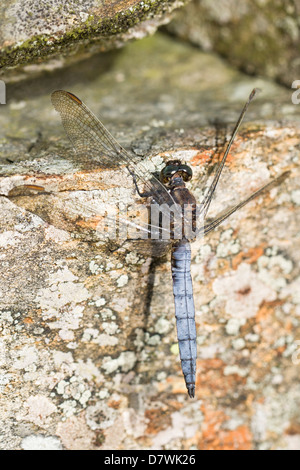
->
[[160, 160, 193, 188]]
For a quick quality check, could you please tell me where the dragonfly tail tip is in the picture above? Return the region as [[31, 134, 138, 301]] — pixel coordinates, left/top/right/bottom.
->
[[187, 385, 195, 398]]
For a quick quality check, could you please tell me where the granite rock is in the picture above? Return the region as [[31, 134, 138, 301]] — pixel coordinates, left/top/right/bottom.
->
[[166, 0, 300, 88], [0, 33, 300, 450]]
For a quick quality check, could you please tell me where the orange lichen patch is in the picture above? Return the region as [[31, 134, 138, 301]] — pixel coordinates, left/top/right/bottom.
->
[[260, 349, 278, 364], [190, 148, 216, 166], [200, 406, 252, 450], [23, 317, 34, 324], [185, 431, 202, 449], [284, 319, 293, 332], [75, 216, 104, 230], [196, 359, 246, 399], [222, 141, 240, 165], [215, 258, 231, 276], [160, 375, 188, 395], [211, 426, 252, 450], [232, 244, 265, 270], [168, 400, 184, 411], [107, 399, 121, 409], [219, 128, 264, 169], [201, 406, 228, 433], [145, 407, 171, 435], [285, 422, 300, 435], [245, 393, 255, 408], [256, 299, 284, 322], [22, 169, 110, 192]]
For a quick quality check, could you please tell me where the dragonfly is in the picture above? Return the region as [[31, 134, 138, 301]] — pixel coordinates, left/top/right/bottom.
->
[[5, 89, 288, 398]]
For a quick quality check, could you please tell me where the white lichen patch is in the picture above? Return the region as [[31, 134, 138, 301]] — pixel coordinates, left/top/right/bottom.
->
[[133, 328, 145, 350], [17, 395, 57, 426], [125, 251, 142, 265], [89, 257, 121, 275], [110, 297, 129, 313], [52, 350, 75, 374], [106, 261, 117, 271], [291, 189, 300, 205], [82, 328, 99, 343], [0, 372, 13, 391], [0, 230, 22, 248], [44, 225, 70, 242], [85, 401, 119, 430], [0, 310, 14, 324], [146, 334, 160, 346], [257, 250, 293, 291], [74, 359, 103, 382], [58, 399, 78, 418], [150, 403, 201, 449], [220, 228, 235, 241], [47, 305, 85, 333], [102, 321, 119, 336], [89, 259, 102, 274], [55, 375, 92, 408], [213, 263, 276, 319], [225, 318, 246, 336], [95, 297, 106, 307], [216, 239, 241, 257], [21, 435, 62, 450], [223, 365, 249, 377], [232, 338, 246, 350], [193, 242, 214, 282], [59, 329, 75, 341], [194, 242, 212, 263], [82, 326, 119, 347], [102, 351, 137, 374], [216, 229, 240, 257], [245, 333, 260, 343], [251, 386, 300, 445], [99, 308, 115, 320], [280, 276, 300, 305], [198, 342, 225, 359], [12, 345, 38, 371], [121, 408, 147, 440], [116, 274, 128, 287], [35, 267, 89, 335], [155, 317, 171, 334]]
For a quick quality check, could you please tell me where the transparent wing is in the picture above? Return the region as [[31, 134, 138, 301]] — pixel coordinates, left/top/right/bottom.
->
[[51, 90, 178, 210], [197, 88, 260, 218], [5, 183, 171, 257], [201, 170, 290, 236]]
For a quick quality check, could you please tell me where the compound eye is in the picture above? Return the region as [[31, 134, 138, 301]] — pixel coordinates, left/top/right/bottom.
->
[[160, 164, 178, 184], [180, 165, 193, 182]]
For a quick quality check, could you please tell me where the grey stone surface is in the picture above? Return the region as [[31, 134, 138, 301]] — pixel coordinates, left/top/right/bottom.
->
[[166, 0, 300, 88], [0, 0, 188, 69]]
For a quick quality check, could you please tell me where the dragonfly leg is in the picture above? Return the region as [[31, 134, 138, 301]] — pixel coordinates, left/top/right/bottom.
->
[[127, 166, 152, 198]]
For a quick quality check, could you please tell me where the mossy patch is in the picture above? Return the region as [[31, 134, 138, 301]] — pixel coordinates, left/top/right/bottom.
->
[[0, 0, 187, 68]]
